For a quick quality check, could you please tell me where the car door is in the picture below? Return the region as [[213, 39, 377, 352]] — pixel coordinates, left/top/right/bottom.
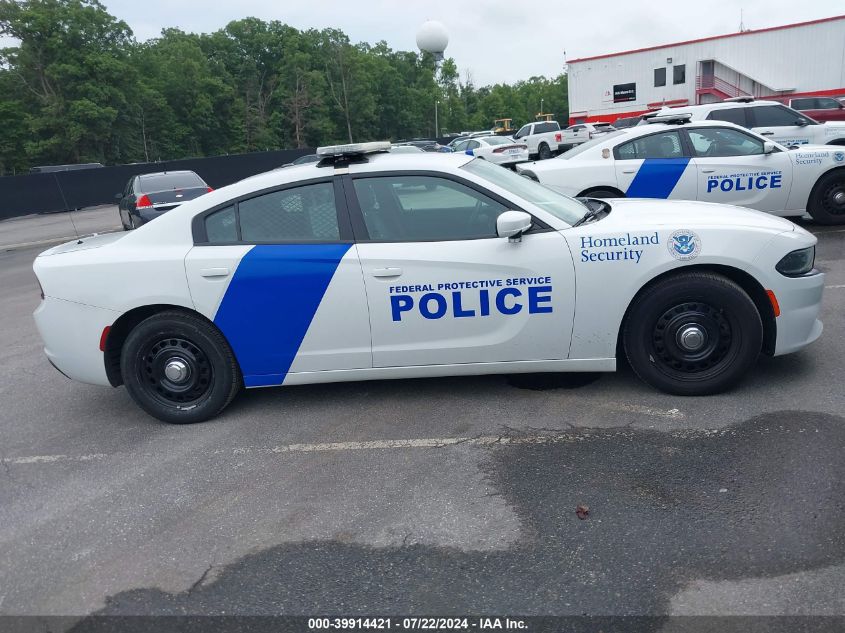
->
[[184, 178, 371, 387], [749, 104, 816, 147], [346, 172, 575, 368], [613, 129, 698, 200], [686, 126, 792, 212]]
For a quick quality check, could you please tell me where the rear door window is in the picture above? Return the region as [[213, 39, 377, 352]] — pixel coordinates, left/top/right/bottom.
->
[[614, 131, 685, 160], [706, 107, 749, 127]]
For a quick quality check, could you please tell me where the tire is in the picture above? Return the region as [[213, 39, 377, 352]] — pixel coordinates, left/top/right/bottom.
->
[[582, 189, 622, 199], [623, 272, 762, 396], [120, 311, 242, 424], [807, 170, 845, 225], [538, 142, 552, 160]]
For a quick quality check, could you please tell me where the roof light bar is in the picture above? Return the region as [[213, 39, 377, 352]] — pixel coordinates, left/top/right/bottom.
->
[[723, 96, 755, 103], [316, 141, 391, 157]]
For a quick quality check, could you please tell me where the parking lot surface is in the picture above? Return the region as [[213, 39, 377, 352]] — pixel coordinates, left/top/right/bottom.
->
[[1, 221, 844, 622]]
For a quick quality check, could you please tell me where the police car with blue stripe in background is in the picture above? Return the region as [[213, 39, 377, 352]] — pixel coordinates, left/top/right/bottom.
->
[[517, 113, 845, 225], [33, 141, 824, 423]]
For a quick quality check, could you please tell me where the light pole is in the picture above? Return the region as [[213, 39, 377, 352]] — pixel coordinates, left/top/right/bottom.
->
[[435, 100, 440, 138], [540, 97, 544, 115]]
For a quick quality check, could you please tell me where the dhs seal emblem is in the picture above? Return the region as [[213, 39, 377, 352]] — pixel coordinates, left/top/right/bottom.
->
[[834, 151, 845, 163], [668, 230, 701, 261]]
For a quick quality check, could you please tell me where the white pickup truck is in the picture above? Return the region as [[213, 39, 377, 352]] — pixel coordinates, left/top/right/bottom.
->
[[512, 121, 563, 160], [556, 122, 617, 150]]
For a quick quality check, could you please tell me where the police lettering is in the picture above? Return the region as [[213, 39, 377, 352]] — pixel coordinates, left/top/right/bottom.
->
[[706, 173, 782, 193], [390, 286, 553, 321]]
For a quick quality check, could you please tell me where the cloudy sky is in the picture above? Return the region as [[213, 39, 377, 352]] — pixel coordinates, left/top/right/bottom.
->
[[41, 1, 845, 85]]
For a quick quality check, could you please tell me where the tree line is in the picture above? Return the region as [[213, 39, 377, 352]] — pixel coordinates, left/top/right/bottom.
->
[[0, 0, 569, 174]]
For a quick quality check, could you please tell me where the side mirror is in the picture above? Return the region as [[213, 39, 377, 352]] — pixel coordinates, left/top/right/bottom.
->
[[763, 141, 776, 154], [796, 119, 809, 127], [497, 210, 533, 241]]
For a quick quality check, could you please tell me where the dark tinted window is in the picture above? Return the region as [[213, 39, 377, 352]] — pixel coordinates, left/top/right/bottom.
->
[[706, 107, 748, 126], [138, 172, 205, 192], [535, 122, 555, 133], [205, 206, 238, 243], [616, 131, 684, 159], [687, 127, 765, 157], [654, 67, 666, 87], [816, 97, 842, 109], [239, 182, 339, 242], [790, 98, 816, 110], [673, 64, 686, 85], [353, 176, 506, 241], [753, 104, 812, 127]]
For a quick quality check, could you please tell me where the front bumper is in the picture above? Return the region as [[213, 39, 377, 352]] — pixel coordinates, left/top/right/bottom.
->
[[33, 296, 118, 386], [771, 270, 825, 356]]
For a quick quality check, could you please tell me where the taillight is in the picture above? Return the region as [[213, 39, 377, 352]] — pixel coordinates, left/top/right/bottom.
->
[[492, 145, 525, 153], [206, 187, 214, 193], [136, 194, 153, 209], [99, 326, 111, 352], [555, 133, 562, 142]]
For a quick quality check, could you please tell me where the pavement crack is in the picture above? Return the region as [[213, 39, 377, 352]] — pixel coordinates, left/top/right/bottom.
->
[[187, 564, 215, 594]]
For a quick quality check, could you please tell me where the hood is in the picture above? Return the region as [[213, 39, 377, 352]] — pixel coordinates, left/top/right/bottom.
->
[[37, 231, 125, 257], [596, 198, 795, 232]]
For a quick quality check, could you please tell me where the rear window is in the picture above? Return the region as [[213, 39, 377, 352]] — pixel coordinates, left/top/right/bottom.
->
[[138, 172, 205, 192], [593, 123, 615, 131], [481, 136, 512, 145]]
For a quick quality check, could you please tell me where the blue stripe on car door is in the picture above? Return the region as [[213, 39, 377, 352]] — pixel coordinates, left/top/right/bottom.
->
[[626, 158, 691, 198], [213, 243, 353, 387]]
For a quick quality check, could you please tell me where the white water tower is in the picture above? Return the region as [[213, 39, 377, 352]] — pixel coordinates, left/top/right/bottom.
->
[[416, 20, 449, 67]]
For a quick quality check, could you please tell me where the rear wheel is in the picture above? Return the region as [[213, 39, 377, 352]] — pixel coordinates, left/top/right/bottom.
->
[[808, 170, 845, 225], [582, 189, 622, 199], [623, 272, 762, 396], [537, 142, 552, 160], [121, 311, 241, 424]]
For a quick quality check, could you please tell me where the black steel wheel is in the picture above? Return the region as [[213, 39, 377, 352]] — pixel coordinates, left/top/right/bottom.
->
[[808, 170, 845, 225], [121, 311, 241, 424], [537, 142, 552, 160], [623, 272, 762, 396]]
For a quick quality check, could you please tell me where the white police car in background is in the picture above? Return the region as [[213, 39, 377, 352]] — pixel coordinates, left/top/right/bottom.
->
[[450, 135, 529, 166], [33, 142, 824, 423], [665, 97, 845, 148], [517, 115, 845, 225]]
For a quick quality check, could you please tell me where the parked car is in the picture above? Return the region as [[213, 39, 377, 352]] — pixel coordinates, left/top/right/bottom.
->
[[770, 95, 845, 123], [33, 141, 823, 423], [516, 115, 845, 225], [512, 121, 563, 160], [558, 123, 617, 150], [656, 98, 845, 147], [612, 115, 644, 129], [390, 145, 425, 153], [117, 170, 211, 230], [451, 135, 529, 166], [395, 139, 449, 152]]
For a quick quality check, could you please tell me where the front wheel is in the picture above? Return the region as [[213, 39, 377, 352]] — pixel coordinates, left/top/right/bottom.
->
[[121, 311, 242, 424], [808, 170, 845, 225], [623, 272, 762, 396]]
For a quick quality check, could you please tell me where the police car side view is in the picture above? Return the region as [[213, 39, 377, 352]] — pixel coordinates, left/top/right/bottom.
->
[[517, 115, 845, 225], [33, 143, 824, 424]]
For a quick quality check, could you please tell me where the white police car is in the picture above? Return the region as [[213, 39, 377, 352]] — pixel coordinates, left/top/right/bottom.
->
[[517, 115, 845, 225], [33, 142, 824, 424]]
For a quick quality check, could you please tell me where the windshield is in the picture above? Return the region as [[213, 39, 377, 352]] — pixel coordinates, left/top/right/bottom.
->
[[558, 131, 626, 159], [462, 158, 586, 226]]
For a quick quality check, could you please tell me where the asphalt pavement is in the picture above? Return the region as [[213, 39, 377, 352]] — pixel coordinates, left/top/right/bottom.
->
[[0, 206, 121, 250], [0, 221, 843, 628]]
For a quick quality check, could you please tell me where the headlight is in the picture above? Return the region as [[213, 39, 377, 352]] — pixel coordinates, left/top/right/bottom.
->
[[776, 246, 815, 277]]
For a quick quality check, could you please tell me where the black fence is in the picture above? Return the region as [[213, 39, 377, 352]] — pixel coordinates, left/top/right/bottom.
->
[[0, 148, 313, 220]]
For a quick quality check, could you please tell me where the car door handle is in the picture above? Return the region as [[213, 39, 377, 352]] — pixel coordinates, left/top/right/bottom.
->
[[701, 169, 716, 173], [200, 267, 230, 278], [622, 168, 636, 174], [372, 267, 403, 278], [760, 131, 774, 136]]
